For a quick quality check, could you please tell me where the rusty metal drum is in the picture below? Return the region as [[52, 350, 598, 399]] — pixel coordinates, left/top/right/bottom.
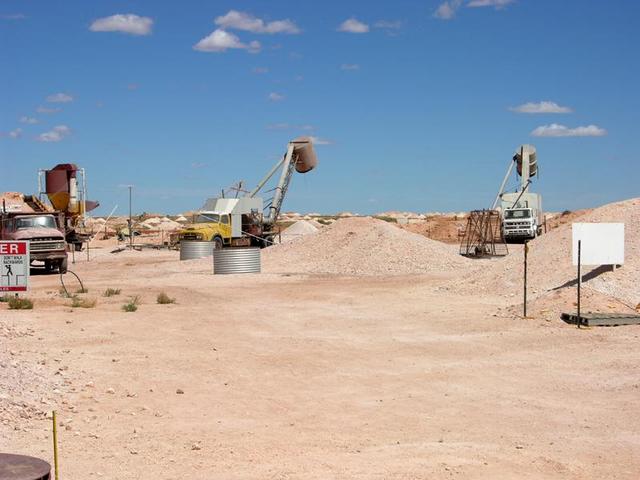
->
[[292, 137, 318, 173], [0, 453, 51, 480]]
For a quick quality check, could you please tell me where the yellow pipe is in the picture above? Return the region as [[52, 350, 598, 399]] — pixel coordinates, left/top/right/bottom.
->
[[52, 410, 60, 480]]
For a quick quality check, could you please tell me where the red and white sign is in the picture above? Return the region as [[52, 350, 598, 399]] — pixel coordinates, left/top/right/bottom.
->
[[0, 241, 30, 292]]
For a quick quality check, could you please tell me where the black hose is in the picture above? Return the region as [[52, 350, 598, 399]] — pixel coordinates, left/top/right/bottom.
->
[[59, 270, 84, 297]]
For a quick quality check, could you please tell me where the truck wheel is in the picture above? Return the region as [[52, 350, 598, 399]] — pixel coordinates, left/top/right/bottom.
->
[[59, 258, 68, 274], [213, 237, 224, 250]]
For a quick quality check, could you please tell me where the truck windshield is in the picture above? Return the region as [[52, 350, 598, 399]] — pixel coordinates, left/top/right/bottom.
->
[[195, 214, 220, 223], [16, 216, 57, 229], [504, 209, 531, 219]]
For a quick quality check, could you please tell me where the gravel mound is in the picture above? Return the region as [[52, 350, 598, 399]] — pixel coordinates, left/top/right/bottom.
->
[[279, 220, 319, 243], [474, 197, 640, 306], [263, 217, 471, 275]]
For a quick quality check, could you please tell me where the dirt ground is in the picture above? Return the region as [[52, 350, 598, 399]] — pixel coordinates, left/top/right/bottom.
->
[[2, 242, 639, 479]]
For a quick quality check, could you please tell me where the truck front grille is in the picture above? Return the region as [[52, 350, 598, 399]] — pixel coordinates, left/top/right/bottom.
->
[[31, 239, 66, 251], [505, 222, 530, 229], [181, 233, 202, 241]]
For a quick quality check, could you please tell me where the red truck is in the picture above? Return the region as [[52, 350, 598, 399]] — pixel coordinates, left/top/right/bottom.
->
[[1, 193, 68, 273]]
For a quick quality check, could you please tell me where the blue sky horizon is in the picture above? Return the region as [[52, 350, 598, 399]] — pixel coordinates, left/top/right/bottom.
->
[[2, 1, 639, 216]]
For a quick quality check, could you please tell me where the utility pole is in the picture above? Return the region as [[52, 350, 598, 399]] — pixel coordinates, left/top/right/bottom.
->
[[127, 185, 133, 249]]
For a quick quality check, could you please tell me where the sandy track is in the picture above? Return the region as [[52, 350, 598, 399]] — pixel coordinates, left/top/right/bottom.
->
[[2, 248, 639, 479]]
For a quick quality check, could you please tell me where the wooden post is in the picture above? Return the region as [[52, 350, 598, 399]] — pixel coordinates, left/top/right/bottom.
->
[[577, 240, 581, 328], [524, 241, 528, 318]]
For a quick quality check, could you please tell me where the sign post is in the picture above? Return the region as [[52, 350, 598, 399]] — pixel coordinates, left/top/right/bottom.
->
[[0, 241, 30, 293], [523, 240, 529, 318], [577, 240, 581, 328]]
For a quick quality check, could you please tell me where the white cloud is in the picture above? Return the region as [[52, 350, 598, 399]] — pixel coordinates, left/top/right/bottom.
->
[[373, 20, 402, 30], [36, 106, 61, 114], [1, 13, 26, 20], [468, 0, 515, 8], [309, 136, 332, 146], [36, 125, 71, 143], [46, 93, 73, 103], [340, 63, 360, 71], [510, 101, 572, 114], [434, 0, 463, 20], [531, 124, 607, 138], [338, 18, 369, 33], [89, 14, 153, 36], [8, 128, 23, 139], [19, 116, 38, 124], [215, 10, 300, 34], [268, 92, 285, 102], [193, 29, 261, 53]]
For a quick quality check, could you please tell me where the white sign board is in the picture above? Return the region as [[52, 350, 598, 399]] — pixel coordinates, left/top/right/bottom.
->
[[572, 223, 624, 266], [0, 241, 30, 292]]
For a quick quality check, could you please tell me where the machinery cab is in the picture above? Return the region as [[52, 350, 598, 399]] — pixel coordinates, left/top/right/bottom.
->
[[178, 197, 264, 248], [501, 192, 542, 240], [179, 211, 231, 242]]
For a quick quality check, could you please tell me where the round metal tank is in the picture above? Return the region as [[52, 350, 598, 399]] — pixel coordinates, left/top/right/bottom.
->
[[292, 137, 318, 173], [515, 145, 537, 177], [213, 247, 261, 274], [0, 453, 51, 480], [180, 240, 214, 260]]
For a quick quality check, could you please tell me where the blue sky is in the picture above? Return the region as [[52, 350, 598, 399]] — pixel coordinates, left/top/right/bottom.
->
[[2, 0, 639, 216]]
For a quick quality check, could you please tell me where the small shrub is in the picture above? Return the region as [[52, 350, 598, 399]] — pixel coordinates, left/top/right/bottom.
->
[[561, 210, 572, 216], [122, 296, 140, 312], [0, 294, 11, 303], [76, 286, 89, 294], [156, 292, 175, 305], [103, 288, 121, 297], [71, 296, 97, 308], [8, 297, 33, 310]]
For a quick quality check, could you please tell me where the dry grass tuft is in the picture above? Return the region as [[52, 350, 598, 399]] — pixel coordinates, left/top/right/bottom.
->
[[71, 296, 97, 308], [156, 292, 176, 304], [122, 296, 141, 312], [7, 296, 34, 310]]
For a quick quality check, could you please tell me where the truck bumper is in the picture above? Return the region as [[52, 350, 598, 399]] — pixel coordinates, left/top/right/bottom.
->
[[30, 251, 67, 262], [504, 230, 535, 238]]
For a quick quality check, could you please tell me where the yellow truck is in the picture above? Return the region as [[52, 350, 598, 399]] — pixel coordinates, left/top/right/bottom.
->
[[178, 199, 260, 249], [178, 137, 318, 249]]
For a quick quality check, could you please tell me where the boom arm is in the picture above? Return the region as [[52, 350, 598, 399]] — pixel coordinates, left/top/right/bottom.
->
[[492, 156, 515, 210], [266, 143, 296, 225], [246, 137, 317, 227]]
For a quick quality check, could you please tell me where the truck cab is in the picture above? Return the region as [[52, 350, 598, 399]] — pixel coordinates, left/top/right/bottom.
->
[[178, 211, 232, 249], [177, 197, 269, 249], [1, 213, 68, 272], [500, 191, 543, 241], [502, 208, 540, 240]]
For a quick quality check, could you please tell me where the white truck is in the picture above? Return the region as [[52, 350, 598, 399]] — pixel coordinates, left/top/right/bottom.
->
[[501, 192, 543, 240], [494, 145, 544, 242]]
